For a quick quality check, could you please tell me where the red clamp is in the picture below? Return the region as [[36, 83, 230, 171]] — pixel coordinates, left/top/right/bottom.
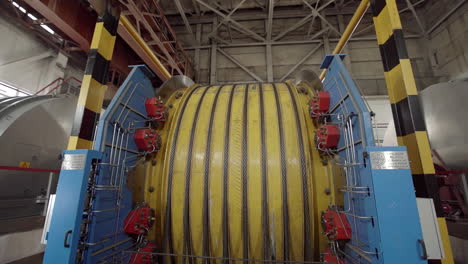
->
[[322, 249, 345, 264], [123, 206, 155, 235], [321, 208, 351, 241], [309, 91, 330, 121], [316, 124, 340, 151], [129, 241, 156, 264], [134, 129, 161, 153], [145, 97, 168, 128]]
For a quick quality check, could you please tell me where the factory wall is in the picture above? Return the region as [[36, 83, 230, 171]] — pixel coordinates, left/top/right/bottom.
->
[[424, 0, 468, 80], [0, 15, 83, 95]]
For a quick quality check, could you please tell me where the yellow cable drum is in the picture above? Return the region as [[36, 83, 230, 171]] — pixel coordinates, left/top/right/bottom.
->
[[134, 82, 335, 263]]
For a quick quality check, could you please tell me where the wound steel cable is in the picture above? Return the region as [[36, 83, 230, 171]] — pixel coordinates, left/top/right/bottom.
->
[[259, 83, 272, 261], [272, 83, 290, 261], [285, 82, 312, 261], [183, 86, 212, 264], [164, 85, 200, 264], [222, 85, 237, 264], [241, 84, 250, 264], [202, 85, 226, 264]]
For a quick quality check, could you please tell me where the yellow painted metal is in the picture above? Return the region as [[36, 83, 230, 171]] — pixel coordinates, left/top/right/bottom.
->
[[90, 22, 116, 61], [437, 218, 455, 264], [319, 0, 370, 80], [397, 132, 436, 175], [67, 136, 93, 150], [137, 82, 334, 263], [119, 16, 172, 80]]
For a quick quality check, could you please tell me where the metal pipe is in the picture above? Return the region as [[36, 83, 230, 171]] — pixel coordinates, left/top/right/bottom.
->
[[119, 16, 171, 79], [319, 0, 370, 80]]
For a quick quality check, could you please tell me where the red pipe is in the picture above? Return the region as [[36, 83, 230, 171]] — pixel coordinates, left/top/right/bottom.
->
[[34, 78, 64, 95], [0, 166, 60, 174], [34, 77, 82, 95], [46, 76, 82, 95]]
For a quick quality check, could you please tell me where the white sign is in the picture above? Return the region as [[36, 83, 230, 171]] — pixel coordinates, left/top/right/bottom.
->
[[61, 154, 86, 170], [370, 151, 410, 170]]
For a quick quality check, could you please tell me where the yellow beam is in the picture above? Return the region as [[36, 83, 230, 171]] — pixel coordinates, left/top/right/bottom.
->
[[319, 0, 370, 80], [437, 218, 454, 264], [119, 16, 171, 80], [67, 13, 118, 150]]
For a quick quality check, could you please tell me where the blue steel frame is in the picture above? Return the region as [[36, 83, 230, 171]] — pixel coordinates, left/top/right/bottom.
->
[[43, 149, 102, 263], [321, 55, 426, 264], [43, 65, 155, 264]]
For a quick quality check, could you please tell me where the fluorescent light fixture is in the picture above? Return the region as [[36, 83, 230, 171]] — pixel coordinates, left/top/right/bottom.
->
[[19, 6, 26, 13], [12, 1, 19, 8], [27, 13, 38, 20], [40, 24, 55, 34]]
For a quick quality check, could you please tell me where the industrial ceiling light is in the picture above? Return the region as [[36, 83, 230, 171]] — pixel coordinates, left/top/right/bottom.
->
[[27, 13, 37, 20], [40, 24, 55, 35]]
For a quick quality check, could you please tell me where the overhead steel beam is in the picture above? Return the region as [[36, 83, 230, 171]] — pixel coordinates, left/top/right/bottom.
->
[[122, 0, 184, 75], [266, 0, 275, 41], [310, 27, 330, 40], [217, 48, 264, 82], [266, 0, 274, 82], [302, 0, 341, 36], [404, 0, 426, 36], [279, 43, 323, 81], [210, 17, 218, 85], [21, 0, 137, 75], [354, 0, 426, 37], [273, 0, 336, 41], [195, 0, 266, 42], [167, 1, 425, 26], [174, 0, 194, 36], [22, 0, 94, 51], [207, 0, 248, 39], [306, 0, 321, 38], [427, 0, 467, 34], [183, 33, 421, 50], [0, 50, 54, 69], [192, 0, 201, 15], [195, 24, 202, 82]]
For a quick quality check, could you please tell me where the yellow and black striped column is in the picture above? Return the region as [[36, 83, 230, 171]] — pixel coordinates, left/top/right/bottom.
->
[[370, 0, 441, 215], [67, 13, 118, 150]]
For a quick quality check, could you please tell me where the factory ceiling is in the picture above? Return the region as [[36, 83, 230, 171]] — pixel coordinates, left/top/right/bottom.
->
[[159, 0, 427, 16]]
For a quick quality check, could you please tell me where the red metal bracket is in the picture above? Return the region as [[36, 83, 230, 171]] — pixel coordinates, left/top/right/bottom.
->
[[129, 241, 156, 264], [309, 91, 330, 121], [321, 208, 351, 241], [316, 124, 340, 151], [123, 206, 155, 235], [134, 129, 162, 153], [322, 249, 345, 264], [145, 97, 168, 128]]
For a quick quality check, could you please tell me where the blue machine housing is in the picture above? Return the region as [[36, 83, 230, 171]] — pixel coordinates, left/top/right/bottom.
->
[[43, 65, 156, 264], [321, 55, 427, 263]]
